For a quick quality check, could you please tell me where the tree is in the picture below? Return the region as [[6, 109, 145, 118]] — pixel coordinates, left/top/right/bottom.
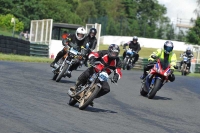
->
[[0, 14, 24, 32], [186, 17, 200, 45]]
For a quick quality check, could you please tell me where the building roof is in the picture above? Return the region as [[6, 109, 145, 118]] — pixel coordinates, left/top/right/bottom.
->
[[53, 23, 82, 29]]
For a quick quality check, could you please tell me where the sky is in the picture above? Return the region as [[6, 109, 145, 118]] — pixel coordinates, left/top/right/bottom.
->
[[158, 0, 197, 24]]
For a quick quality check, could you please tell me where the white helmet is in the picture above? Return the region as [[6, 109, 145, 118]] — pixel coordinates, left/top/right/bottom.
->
[[75, 27, 86, 41]]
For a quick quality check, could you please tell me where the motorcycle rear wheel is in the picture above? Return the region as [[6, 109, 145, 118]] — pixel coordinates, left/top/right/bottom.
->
[[148, 78, 162, 99], [140, 83, 148, 96], [52, 73, 58, 80], [79, 85, 101, 110], [68, 97, 78, 106]]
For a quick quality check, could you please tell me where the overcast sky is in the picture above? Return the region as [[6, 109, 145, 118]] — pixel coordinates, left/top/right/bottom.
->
[[158, 0, 197, 24]]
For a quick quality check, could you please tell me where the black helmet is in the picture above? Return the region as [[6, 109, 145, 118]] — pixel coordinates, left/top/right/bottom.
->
[[133, 36, 138, 42], [186, 47, 192, 55], [89, 28, 97, 38], [164, 41, 174, 54], [108, 44, 120, 59]]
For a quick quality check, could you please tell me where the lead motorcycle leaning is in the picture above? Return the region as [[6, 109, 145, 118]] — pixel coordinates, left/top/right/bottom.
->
[[67, 64, 117, 110], [140, 57, 178, 99], [52, 45, 83, 82]]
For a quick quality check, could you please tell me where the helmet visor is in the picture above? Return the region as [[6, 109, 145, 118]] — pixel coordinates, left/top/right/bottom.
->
[[165, 46, 173, 53], [110, 49, 119, 57]]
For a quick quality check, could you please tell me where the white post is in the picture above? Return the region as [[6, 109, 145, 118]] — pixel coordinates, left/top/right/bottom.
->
[[35, 21, 38, 42], [40, 20, 44, 43]]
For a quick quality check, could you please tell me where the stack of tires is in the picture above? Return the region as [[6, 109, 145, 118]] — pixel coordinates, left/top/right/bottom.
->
[[0, 35, 30, 56]]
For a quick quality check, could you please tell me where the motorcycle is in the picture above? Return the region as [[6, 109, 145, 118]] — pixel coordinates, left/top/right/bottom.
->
[[67, 65, 116, 110], [52, 46, 83, 82], [140, 59, 177, 99], [123, 48, 136, 70], [180, 56, 190, 76]]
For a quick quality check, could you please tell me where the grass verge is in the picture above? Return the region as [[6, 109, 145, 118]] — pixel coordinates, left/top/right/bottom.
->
[[0, 53, 53, 63]]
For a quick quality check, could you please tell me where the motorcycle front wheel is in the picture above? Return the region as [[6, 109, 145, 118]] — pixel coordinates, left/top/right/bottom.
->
[[148, 78, 162, 99], [123, 58, 128, 70], [56, 64, 69, 82], [79, 84, 101, 110]]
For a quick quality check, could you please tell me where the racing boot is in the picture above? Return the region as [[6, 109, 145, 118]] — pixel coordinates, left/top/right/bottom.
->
[[140, 73, 147, 80], [64, 71, 72, 78], [69, 80, 82, 96]]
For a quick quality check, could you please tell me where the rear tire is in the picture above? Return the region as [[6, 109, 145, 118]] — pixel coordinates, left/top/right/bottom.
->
[[140, 83, 148, 96], [52, 73, 58, 80], [148, 78, 162, 99], [56, 64, 69, 82], [68, 98, 78, 106], [79, 85, 101, 110]]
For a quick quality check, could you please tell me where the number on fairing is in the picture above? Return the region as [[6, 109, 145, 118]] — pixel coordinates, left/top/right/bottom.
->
[[98, 72, 109, 81], [183, 56, 188, 61]]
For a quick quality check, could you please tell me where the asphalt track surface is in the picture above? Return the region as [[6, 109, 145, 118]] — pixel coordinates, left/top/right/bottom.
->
[[0, 61, 200, 133]]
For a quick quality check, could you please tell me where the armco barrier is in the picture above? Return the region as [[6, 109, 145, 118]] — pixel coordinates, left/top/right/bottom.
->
[[30, 43, 49, 57]]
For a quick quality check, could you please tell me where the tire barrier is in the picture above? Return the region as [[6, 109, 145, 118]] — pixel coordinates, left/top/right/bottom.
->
[[0, 35, 30, 55], [30, 43, 49, 57]]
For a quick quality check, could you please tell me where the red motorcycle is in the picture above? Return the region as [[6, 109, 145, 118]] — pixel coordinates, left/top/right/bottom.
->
[[140, 59, 176, 99]]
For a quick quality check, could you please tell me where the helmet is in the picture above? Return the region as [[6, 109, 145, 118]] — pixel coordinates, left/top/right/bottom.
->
[[133, 36, 138, 42], [89, 28, 97, 38], [108, 44, 120, 59], [164, 41, 174, 54], [76, 27, 86, 41], [186, 47, 192, 55]]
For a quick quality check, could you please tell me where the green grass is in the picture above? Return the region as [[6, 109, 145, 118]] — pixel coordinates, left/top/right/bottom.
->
[[0, 27, 19, 37], [0, 53, 53, 63], [173, 71, 200, 78]]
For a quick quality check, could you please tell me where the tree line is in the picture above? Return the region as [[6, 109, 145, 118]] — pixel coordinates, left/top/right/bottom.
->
[[0, 0, 199, 44]]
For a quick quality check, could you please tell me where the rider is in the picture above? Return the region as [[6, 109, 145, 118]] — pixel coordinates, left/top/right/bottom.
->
[[50, 27, 87, 77], [69, 44, 122, 104], [123, 36, 141, 66], [83, 28, 98, 67], [179, 47, 194, 71], [140, 41, 177, 82]]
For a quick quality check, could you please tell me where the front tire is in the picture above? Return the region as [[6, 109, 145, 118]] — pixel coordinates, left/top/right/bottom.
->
[[79, 85, 101, 110], [148, 78, 162, 99], [56, 64, 69, 82], [123, 58, 128, 70]]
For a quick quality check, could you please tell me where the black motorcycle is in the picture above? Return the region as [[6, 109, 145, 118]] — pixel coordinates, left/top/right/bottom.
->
[[52, 46, 83, 82], [123, 48, 136, 70], [67, 65, 116, 110]]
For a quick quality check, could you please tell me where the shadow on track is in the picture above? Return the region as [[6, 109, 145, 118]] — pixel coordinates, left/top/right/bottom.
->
[[152, 95, 172, 100], [69, 104, 117, 113]]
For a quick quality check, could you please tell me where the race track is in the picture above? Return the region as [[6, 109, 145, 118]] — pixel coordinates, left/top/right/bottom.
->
[[0, 61, 200, 133]]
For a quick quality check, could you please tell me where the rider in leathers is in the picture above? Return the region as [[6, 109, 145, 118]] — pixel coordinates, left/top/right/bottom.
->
[[179, 47, 194, 71], [70, 44, 122, 103], [123, 36, 141, 65], [140, 41, 177, 82], [50, 27, 87, 78], [83, 28, 97, 67]]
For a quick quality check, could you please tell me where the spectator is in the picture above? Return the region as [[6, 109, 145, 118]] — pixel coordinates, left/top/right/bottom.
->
[[24, 31, 29, 41], [18, 31, 24, 39]]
